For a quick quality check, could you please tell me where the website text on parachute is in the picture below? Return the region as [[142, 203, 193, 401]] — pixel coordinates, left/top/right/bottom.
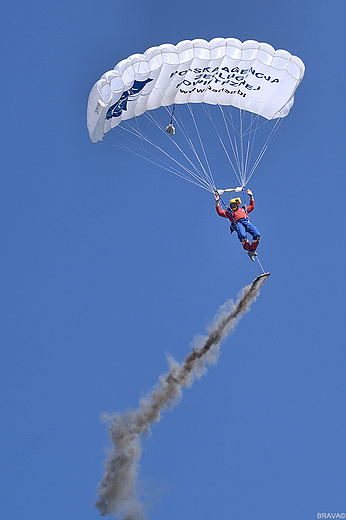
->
[[87, 38, 305, 193]]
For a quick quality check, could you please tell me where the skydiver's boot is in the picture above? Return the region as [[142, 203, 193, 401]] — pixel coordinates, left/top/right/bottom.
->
[[241, 239, 251, 251], [250, 237, 260, 252], [247, 251, 257, 262]]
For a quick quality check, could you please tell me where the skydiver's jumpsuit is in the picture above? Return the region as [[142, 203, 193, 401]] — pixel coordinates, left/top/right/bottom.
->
[[216, 197, 261, 251]]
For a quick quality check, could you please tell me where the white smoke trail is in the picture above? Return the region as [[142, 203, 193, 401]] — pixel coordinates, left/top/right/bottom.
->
[[95, 273, 269, 518]]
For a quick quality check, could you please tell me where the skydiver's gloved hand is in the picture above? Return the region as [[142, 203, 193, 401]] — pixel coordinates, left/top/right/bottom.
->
[[214, 191, 220, 205], [246, 189, 254, 199]]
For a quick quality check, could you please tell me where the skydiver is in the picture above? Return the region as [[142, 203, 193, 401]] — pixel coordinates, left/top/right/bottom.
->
[[214, 189, 261, 261]]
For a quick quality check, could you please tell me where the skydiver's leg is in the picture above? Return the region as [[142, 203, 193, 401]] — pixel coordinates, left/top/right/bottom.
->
[[243, 221, 261, 251], [235, 222, 251, 250]]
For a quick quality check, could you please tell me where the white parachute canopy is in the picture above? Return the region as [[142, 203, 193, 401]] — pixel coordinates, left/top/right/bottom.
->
[[87, 38, 305, 190]]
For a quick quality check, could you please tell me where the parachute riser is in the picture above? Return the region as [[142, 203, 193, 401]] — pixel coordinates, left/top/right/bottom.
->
[[242, 186, 246, 206], [216, 191, 238, 229]]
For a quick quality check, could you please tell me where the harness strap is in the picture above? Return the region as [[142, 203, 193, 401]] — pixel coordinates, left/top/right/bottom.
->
[[217, 192, 238, 233]]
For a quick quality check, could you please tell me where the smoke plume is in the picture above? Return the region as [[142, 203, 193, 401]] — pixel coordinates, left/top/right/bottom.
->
[[95, 273, 269, 518]]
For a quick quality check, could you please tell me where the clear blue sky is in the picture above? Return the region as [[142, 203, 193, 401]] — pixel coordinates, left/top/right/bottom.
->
[[1, 1, 346, 519]]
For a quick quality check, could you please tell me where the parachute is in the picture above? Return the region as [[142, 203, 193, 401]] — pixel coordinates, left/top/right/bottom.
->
[[87, 38, 305, 192]]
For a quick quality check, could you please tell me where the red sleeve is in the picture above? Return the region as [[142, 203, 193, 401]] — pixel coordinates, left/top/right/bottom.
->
[[216, 205, 230, 218], [246, 198, 254, 214]]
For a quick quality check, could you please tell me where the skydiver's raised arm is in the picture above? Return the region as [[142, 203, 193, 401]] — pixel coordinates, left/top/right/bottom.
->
[[245, 189, 255, 213], [214, 191, 230, 218]]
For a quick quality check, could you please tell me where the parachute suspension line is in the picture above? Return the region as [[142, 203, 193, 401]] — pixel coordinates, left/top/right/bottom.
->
[[243, 112, 260, 185], [241, 114, 270, 137], [242, 90, 282, 185], [246, 117, 282, 184], [165, 104, 216, 192], [242, 109, 254, 185], [108, 119, 213, 192], [243, 112, 254, 179], [104, 126, 194, 181], [227, 106, 243, 181], [103, 134, 211, 191], [221, 101, 282, 186], [140, 111, 214, 191], [103, 121, 146, 151], [122, 77, 215, 192], [132, 113, 148, 152], [153, 107, 215, 192], [143, 85, 216, 193], [203, 104, 242, 187], [217, 105, 243, 185], [221, 104, 256, 186], [144, 83, 215, 193], [239, 107, 245, 185], [171, 106, 216, 191], [224, 105, 249, 186], [234, 100, 262, 186], [238, 105, 254, 186], [185, 101, 217, 191]]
